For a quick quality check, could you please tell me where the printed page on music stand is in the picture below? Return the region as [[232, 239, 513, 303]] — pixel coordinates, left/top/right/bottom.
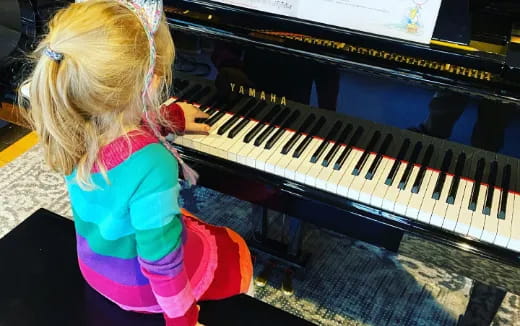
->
[[209, 0, 443, 44]]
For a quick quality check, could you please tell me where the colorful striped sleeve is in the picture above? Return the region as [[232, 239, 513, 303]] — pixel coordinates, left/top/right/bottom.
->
[[129, 144, 198, 325]]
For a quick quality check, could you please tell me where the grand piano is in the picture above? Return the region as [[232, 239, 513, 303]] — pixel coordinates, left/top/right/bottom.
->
[[161, 0, 520, 324], [2, 0, 520, 324]]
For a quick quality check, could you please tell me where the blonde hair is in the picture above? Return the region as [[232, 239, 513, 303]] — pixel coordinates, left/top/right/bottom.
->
[[18, 0, 174, 189]]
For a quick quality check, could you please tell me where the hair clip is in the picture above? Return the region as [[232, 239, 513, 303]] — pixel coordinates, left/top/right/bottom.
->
[[44, 47, 64, 62]]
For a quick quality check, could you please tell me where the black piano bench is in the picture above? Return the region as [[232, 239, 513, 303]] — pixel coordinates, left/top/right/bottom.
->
[[0, 208, 313, 326]]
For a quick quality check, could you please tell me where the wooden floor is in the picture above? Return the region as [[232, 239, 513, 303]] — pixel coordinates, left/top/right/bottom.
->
[[0, 102, 36, 167]]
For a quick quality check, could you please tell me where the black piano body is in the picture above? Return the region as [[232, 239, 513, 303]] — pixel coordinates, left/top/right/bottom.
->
[[161, 0, 520, 317]]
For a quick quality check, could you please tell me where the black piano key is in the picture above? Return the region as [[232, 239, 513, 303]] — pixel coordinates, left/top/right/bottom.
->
[[447, 153, 466, 204], [204, 98, 225, 116], [483, 161, 498, 215], [205, 110, 226, 126], [468, 158, 486, 211], [498, 164, 511, 219], [194, 95, 220, 123], [218, 98, 257, 135], [205, 97, 241, 126], [333, 126, 364, 170], [199, 94, 219, 112], [432, 150, 453, 199], [293, 117, 326, 158], [385, 139, 411, 186], [311, 120, 342, 163], [365, 134, 393, 180], [322, 124, 353, 167], [228, 102, 267, 138], [174, 84, 202, 102], [398, 142, 422, 190], [189, 86, 211, 104], [254, 107, 290, 146], [411, 144, 434, 193], [244, 105, 279, 143], [352, 131, 381, 176], [173, 79, 189, 93], [281, 114, 316, 155], [265, 110, 300, 149]]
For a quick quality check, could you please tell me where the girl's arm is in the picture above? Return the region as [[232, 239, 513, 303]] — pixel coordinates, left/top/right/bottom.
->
[[143, 101, 209, 136], [129, 145, 198, 325]]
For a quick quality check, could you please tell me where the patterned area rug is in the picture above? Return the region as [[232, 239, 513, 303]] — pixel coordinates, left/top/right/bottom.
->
[[0, 145, 519, 325]]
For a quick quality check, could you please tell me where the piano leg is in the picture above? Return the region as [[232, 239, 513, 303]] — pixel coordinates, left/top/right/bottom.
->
[[251, 205, 269, 242], [457, 281, 506, 326], [283, 215, 304, 258], [248, 207, 308, 269]]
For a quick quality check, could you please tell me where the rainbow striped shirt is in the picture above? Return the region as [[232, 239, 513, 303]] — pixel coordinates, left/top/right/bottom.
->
[[65, 132, 199, 323]]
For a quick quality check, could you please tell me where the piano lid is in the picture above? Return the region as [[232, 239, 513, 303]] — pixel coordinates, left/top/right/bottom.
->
[[164, 0, 520, 104]]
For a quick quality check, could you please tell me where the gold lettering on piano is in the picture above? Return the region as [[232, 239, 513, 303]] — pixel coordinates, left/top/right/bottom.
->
[[258, 31, 497, 81], [229, 83, 288, 106]]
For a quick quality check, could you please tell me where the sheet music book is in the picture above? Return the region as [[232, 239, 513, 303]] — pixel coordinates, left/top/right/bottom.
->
[[209, 0, 443, 44]]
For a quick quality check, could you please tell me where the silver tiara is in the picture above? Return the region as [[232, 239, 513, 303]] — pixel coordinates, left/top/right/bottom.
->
[[75, 0, 163, 33]]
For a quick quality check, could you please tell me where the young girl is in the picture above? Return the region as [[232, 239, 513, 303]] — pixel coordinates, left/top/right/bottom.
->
[[19, 0, 253, 325]]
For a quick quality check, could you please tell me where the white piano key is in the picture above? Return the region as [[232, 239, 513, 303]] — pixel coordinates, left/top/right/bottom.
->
[[495, 190, 513, 248], [267, 131, 297, 175], [256, 131, 292, 171], [430, 174, 452, 227], [198, 116, 232, 156], [454, 180, 475, 235], [381, 163, 407, 212], [226, 122, 257, 162], [357, 157, 389, 204], [347, 154, 376, 201], [481, 187, 500, 243], [172, 133, 184, 146], [405, 170, 434, 220], [244, 127, 271, 167], [206, 117, 244, 158], [467, 184, 486, 239], [236, 127, 266, 166], [315, 145, 345, 191], [191, 119, 223, 152], [323, 147, 356, 194], [507, 193, 520, 252], [294, 139, 323, 184], [304, 141, 335, 187], [394, 166, 420, 215], [284, 137, 318, 180], [370, 159, 395, 208], [336, 149, 363, 197], [442, 179, 467, 231], [417, 170, 440, 224]]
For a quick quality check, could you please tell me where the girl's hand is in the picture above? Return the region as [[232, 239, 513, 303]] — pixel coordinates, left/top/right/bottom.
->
[[177, 102, 210, 134]]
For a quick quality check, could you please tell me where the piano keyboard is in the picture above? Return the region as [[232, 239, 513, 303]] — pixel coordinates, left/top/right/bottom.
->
[[170, 79, 520, 253]]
